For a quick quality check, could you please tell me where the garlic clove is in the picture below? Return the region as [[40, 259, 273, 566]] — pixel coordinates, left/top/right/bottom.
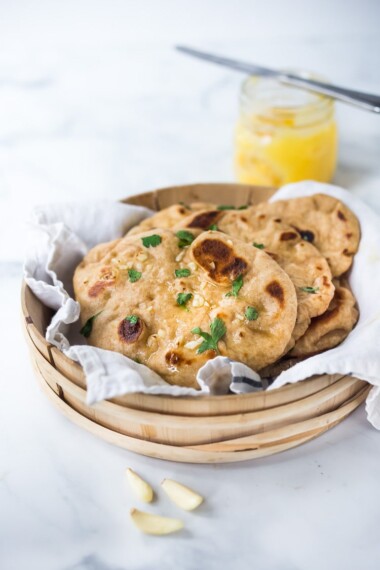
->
[[161, 479, 203, 511], [130, 509, 184, 535], [126, 468, 154, 503]]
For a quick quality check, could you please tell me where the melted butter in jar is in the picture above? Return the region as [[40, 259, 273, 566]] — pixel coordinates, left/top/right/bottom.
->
[[234, 74, 338, 186]]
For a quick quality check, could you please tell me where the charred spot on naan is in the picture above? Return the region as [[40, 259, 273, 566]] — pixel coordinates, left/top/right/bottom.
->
[[266, 280, 285, 307], [192, 237, 248, 284], [185, 210, 224, 230], [118, 316, 144, 343], [165, 350, 196, 367], [88, 280, 115, 297], [280, 231, 299, 241], [88, 266, 117, 297], [337, 210, 347, 221], [291, 226, 315, 243]]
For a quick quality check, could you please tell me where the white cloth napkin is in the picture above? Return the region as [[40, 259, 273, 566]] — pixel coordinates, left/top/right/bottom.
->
[[23, 183, 380, 428]]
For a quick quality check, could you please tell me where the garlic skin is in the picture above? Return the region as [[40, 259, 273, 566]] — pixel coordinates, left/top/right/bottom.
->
[[192, 294, 205, 308], [130, 509, 184, 535], [184, 337, 203, 350], [161, 479, 204, 511]]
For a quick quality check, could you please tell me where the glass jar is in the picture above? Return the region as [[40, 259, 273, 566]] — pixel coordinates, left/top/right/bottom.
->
[[234, 74, 338, 186]]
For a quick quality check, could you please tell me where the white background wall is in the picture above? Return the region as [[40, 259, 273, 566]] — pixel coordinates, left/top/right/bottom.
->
[[0, 0, 379, 263]]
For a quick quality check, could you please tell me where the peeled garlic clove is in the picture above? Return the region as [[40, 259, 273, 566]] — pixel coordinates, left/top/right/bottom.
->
[[130, 509, 184, 535], [126, 468, 154, 503], [161, 479, 203, 511]]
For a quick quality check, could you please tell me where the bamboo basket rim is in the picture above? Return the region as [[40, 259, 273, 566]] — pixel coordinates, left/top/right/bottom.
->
[[25, 338, 365, 428], [30, 343, 370, 462]]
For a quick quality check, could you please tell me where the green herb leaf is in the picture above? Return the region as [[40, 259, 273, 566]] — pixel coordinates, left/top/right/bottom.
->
[[209, 224, 219, 231], [128, 268, 142, 283], [179, 201, 189, 209], [191, 317, 226, 354], [176, 292, 193, 307], [175, 268, 191, 278], [210, 317, 227, 341], [300, 286, 319, 294], [217, 205, 236, 211], [253, 242, 265, 249], [80, 311, 102, 338], [226, 274, 244, 298], [191, 326, 204, 336], [245, 306, 259, 321], [125, 314, 139, 324], [216, 204, 248, 211], [141, 234, 162, 248], [176, 230, 195, 248]]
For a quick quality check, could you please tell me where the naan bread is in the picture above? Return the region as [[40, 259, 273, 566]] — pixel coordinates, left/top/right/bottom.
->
[[290, 280, 359, 357], [74, 229, 297, 388], [252, 194, 360, 277], [174, 208, 335, 342], [126, 202, 216, 236]]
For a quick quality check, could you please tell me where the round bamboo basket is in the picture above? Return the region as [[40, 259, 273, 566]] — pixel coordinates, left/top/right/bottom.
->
[[21, 183, 369, 463]]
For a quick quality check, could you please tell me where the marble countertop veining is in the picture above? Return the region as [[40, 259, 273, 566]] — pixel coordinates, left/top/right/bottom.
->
[[1, 1, 380, 569]]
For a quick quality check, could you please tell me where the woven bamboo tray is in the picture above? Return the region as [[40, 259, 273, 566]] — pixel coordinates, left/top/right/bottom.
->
[[21, 183, 369, 463]]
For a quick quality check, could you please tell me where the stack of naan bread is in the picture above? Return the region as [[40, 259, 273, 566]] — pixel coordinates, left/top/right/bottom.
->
[[73, 194, 360, 389]]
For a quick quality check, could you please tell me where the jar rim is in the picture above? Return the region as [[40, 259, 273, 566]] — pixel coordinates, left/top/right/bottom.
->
[[240, 73, 334, 126]]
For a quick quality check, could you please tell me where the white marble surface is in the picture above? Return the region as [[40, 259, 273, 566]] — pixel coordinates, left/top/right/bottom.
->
[[1, 1, 380, 568]]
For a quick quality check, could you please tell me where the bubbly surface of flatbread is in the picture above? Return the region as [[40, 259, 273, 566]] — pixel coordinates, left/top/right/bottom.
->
[[251, 194, 360, 277], [174, 208, 335, 342], [74, 229, 297, 388], [290, 280, 359, 357]]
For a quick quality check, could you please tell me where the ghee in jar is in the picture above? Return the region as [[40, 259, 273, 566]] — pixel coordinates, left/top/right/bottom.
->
[[235, 75, 338, 186]]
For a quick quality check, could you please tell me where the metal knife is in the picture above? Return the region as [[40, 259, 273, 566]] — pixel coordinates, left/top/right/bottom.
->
[[176, 45, 380, 114]]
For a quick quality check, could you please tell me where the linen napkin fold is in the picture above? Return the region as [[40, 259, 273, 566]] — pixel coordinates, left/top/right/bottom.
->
[[23, 183, 380, 428]]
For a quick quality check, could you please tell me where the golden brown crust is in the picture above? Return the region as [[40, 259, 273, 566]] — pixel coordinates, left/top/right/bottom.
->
[[290, 280, 359, 357], [73, 229, 297, 388], [175, 208, 335, 342], [73, 192, 361, 389], [251, 194, 360, 277], [126, 202, 217, 236]]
